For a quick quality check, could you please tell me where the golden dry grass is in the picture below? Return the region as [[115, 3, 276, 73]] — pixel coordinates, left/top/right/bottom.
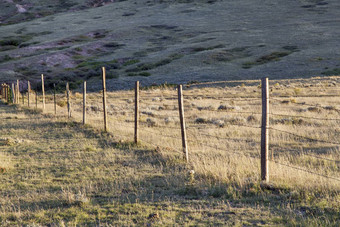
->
[[0, 76, 339, 225], [32, 77, 340, 191]]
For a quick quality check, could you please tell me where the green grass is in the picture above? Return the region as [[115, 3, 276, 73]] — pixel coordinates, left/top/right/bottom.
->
[[126, 54, 183, 73], [322, 68, 340, 76], [242, 50, 297, 69]]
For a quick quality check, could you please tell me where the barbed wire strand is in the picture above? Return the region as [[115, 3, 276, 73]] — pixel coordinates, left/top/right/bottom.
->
[[138, 138, 183, 155], [271, 97, 337, 109], [271, 127, 340, 146], [184, 79, 260, 87], [273, 160, 340, 182], [188, 131, 260, 144], [139, 128, 182, 141], [272, 94, 340, 98], [271, 113, 340, 121], [196, 142, 260, 159], [194, 109, 262, 115], [271, 147, 340, 163]]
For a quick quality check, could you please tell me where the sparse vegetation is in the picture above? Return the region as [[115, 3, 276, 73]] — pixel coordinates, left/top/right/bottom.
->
[[243, 51, 292, 69], [0, 76, 339, 225], [322, 68, 340, 76], [0, 0, 339, 224]]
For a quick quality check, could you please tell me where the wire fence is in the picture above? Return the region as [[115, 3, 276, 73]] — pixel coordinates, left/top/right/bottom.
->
[[1, 76, 340, 186]]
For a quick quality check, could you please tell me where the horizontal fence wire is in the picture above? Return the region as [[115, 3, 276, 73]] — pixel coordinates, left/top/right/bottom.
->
[[271, 127, 340, 146], [271, 113, 340, 121], [183, 95, 261, 101], [192, 142, 260, 159], [192, 109, 262, 115], [188, 131, 260, 144], [139, 113, 180, 120], [138, 123, 180, 130], [301, 153, 340, 163], [272, 160, 340, 182], [138, 138, 183, 155], [272, 94, 340, 98], [186, 123, 260, 130], [271, 147, 340, 163], [139, 128, 182, 141], [271, 97, 339, 109], [183, 79, 260, 87], [141, 102, 178, 107]]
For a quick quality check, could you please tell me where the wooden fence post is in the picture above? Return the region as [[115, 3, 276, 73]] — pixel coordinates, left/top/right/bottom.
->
[[27, 81, 31, 107], [102, 67, 108, 132], [134, 81, 139, 144], [83, 81, 86, 125], [16, 80, 19, 104], [41, 74, 45, 110], [15, 84, 18, 104], [0, 84, 4, 100], [7, 85, 9, 103], [54, 83, 57, 115], [14, 84, 17, 104], [5, 84, 8, 102], [178, 84, 189, 162], [11, 83, 15, 104], [35, 87, 38, 109], [261, 77, 270, 182], [66, 82, 71, 118]]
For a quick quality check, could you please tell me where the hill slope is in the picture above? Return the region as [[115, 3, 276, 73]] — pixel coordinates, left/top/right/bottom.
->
[[0, 0, 339, 90]]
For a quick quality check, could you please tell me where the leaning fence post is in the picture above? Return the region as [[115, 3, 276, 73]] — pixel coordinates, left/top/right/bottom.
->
[[41, 74, 45, 110], [53, 83, 57, 115], [261, 77, 270, 182], [66, 82, 71, 118], [101, 67, 108, 132], [178, 84, 189, 162], [83, 81, 86, 125], [134, 81, 140, 144]]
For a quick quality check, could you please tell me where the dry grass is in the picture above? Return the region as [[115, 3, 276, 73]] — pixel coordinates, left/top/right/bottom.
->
[[0, 76, 339, 225]]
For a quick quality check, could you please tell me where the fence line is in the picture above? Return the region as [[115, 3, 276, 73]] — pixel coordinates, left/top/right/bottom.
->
[[271, 127, 340, 146], [138, 138, 183, 155], [1, 76, 340, 185], [194, 109, 262, 115], [188, 131, 260, 144], [271, 97, 337, 109], [271, 113, 340, 121], [301, 153, 340, 163], [270, 145, 340, 162], [139, 128, 182, 141], [272, 160, 340, 182], [193, 142, 260, 159]]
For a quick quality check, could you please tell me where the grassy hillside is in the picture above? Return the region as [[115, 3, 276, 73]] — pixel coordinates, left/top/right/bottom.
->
[[0, 0, 339, 90], [0, 76, 339, 225]]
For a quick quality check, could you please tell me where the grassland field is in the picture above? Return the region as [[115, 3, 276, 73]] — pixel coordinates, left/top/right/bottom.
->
[[0, 76, 339, 226]]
